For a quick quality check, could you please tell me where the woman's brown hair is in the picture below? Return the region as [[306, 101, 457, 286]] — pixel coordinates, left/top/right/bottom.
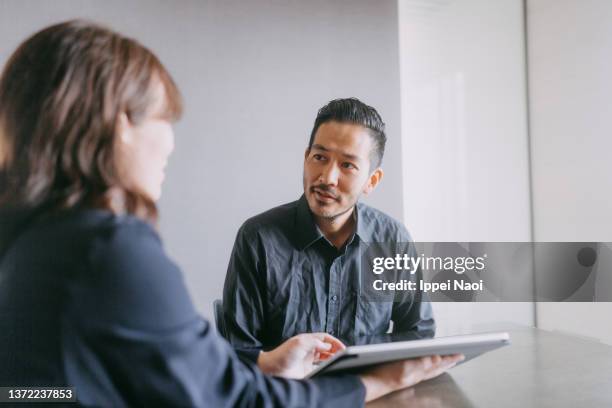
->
[[0, 20, 182, 222]]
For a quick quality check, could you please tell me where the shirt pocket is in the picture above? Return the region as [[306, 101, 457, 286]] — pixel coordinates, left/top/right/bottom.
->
[[267, 252, 318, 339], [354, 300, 393, 337]]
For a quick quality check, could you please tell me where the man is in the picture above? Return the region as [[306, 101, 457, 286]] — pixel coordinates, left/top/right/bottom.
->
[[223, 98, 434, 363]]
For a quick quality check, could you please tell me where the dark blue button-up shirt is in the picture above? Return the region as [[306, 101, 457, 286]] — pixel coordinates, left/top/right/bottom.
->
[[223, 196, 435, 361]]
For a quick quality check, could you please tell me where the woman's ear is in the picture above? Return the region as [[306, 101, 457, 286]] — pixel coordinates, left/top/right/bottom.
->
[[363, 168, 384, 196], [117, 112, 133, 145]]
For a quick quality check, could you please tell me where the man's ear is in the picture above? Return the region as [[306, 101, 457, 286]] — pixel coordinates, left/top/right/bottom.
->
[[304, 148, 310, 161], [363, 168, 384, 196]]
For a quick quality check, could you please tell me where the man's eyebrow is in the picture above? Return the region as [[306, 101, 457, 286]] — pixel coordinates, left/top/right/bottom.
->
[[311, 144, 361, 161]]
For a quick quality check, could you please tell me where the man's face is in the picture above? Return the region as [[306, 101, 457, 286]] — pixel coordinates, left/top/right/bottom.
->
[[303, 121, 378, 220]]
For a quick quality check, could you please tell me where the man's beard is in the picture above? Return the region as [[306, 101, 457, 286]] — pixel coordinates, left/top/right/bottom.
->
[[303, 176, 362, 222], [315, 191, 360, 223], [318, 202, 355, 221], [308, 183, 354, 221]]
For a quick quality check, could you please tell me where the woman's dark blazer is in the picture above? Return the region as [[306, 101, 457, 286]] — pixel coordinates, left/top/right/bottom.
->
[[0, 209, 364, 407]]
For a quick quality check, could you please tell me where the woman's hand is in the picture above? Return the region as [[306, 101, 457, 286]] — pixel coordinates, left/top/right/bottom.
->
[[258, 333, 345, 379]]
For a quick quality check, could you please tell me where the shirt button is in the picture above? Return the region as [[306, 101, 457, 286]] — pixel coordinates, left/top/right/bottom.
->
[[331, 295, 338, 302]]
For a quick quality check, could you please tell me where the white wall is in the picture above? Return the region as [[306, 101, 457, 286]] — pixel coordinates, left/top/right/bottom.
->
[[527, 0, 612, 344], [6, 0, 608, 342], [397, 0, 534, 334], [0, 0, 405, 320]]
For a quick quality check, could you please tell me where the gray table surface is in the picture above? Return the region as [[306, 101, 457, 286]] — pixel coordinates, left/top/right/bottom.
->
[[367, 325, 612, 408]]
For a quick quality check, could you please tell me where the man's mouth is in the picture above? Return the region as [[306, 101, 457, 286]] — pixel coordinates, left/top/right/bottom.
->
[[312, 187, 337, 203]]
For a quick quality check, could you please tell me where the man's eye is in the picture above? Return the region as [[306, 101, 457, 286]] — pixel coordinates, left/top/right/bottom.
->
[[342, 162, 357, 170], [313, 154, 326, 161]]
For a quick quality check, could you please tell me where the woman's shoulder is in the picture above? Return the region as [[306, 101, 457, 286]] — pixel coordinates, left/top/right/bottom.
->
[[53, 209, 169, 271], [1, 208, 156, 261], [8, 208, 168, 279], [33, 209, 162, 254], [52, 210, 196, 330], [56, 209, 158, 239]]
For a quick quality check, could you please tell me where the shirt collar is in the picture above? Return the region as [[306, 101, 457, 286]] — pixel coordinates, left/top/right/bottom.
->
[[354, 201, 371, 243], [295, 195, 372, 250], [296, 195, 323, 250]]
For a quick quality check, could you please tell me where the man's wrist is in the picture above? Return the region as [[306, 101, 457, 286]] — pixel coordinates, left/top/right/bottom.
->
[[258, 350, 280, 375], [359, 373, 389, 402]]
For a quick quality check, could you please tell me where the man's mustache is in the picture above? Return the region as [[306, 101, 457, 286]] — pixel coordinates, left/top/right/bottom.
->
[[311, 185, 339, 199]]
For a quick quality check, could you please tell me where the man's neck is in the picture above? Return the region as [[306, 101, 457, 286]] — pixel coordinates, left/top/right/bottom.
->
[[314, 207, 356, 249]]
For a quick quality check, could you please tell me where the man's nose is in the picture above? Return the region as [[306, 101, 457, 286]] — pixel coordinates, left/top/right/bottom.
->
[[318, 162, 340, 186]]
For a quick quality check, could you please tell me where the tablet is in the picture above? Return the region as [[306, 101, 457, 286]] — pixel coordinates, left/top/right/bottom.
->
[[306, 332, 510, 378]]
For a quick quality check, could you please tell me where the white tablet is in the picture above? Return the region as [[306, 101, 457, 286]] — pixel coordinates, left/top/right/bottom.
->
[[306, 332, 510, 378]]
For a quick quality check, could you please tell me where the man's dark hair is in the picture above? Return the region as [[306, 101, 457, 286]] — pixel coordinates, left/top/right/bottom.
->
[[308, 97, 387, 170]]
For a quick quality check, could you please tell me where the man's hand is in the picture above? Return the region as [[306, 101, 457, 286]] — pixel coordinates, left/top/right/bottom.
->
[[359, 354, 464, 402], [258, 333, 345, 379]]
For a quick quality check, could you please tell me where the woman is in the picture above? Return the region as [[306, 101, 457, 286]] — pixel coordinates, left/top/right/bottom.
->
[[0, 20, 460, 406]]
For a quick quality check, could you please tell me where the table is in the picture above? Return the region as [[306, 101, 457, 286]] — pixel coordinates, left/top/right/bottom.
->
[[367, 326, 612, 407]]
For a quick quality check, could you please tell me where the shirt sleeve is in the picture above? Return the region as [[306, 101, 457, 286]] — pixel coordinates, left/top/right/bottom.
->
[[222, 224, 268, 361], [63, 218, 365, 407]]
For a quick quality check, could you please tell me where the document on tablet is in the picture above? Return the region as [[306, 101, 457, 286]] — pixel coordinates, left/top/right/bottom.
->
[[307, 332, 510, 378]]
